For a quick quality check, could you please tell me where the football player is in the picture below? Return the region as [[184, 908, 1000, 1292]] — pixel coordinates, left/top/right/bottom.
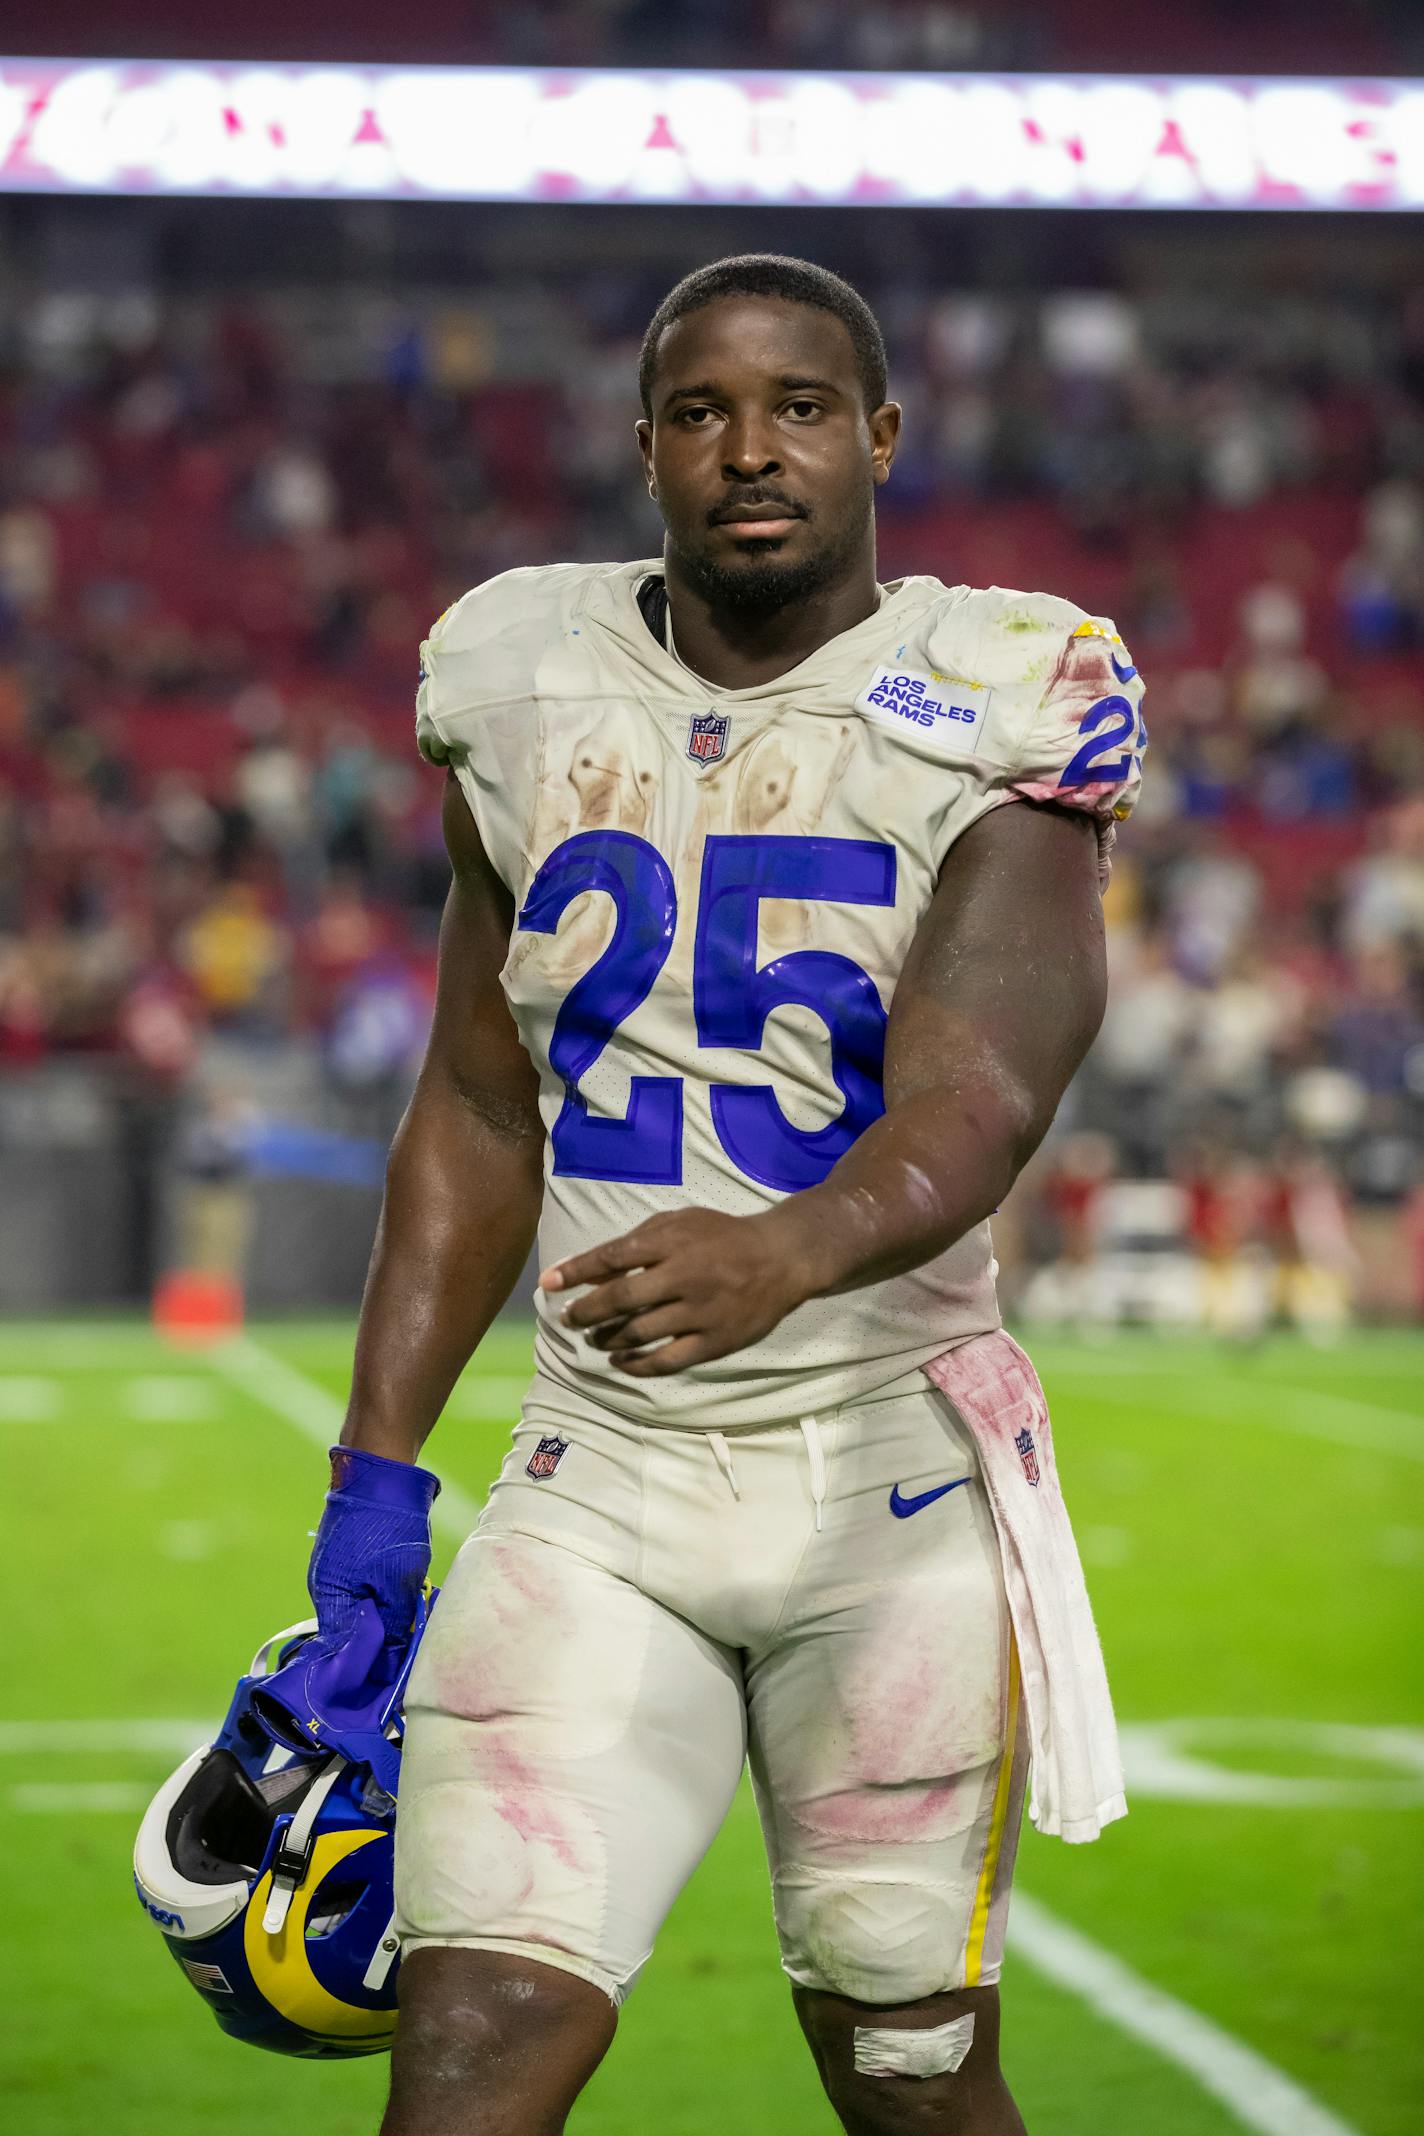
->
[[285, 256, 1145, 2135]]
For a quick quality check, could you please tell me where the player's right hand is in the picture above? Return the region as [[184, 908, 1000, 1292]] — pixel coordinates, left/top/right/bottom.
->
[[251, 1446, 440, 1787], [305, 1444, 440, 1648]]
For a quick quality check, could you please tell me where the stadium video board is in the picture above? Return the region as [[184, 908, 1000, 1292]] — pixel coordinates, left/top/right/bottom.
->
[[0, 59, 1420, 210]]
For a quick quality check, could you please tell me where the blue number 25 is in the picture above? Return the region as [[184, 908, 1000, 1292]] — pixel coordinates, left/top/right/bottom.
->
[[517, 831, 896, 1192]]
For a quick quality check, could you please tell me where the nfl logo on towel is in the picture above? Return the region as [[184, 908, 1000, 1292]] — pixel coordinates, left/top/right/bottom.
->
[[526, 1434, 569, 1480], [1014, 1427, 1041, 1487], [687, 710, 729, 764]]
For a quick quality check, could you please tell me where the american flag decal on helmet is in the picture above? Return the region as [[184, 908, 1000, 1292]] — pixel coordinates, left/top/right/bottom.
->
[[180, 1959, 234, 1995], [1014, 1426, 1041, 1487], [526, 1434, 569, 1480]]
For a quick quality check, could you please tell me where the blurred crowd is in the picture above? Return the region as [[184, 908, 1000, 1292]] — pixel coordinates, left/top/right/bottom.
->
[[0, 264, 1421, 1311], [169, 0, 1419, 76], [468, 0, 1423, 76]]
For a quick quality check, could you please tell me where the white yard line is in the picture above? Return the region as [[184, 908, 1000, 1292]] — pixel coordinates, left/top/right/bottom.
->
[[443, 1374, 529, 1416], [1076, 1378, 1424, 1463], [1026, 1338, 1424, 1375], [12, 1782, 151, 1813], [121, 1376, 215, 1421], [1010, 1894, 1363, 2136], [1179, 1383, 1424, 1463], [0, 1720, 213, 1754], [1263, 1384, 1424, 1443], [208, 1335, 484, 1546], [0, 1327, 165, 1364], [0, 1376, 62, 1420]]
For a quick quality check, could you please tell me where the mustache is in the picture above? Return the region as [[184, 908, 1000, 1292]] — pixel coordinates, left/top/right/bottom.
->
[[707, 489, 809, 526]]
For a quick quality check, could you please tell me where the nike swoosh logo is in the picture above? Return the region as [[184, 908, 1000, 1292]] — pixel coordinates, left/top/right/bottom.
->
[[1111, 652, 1138, 683], [888, 1478, 972, 1519]]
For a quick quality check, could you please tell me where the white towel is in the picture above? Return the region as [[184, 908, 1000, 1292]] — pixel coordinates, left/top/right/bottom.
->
[[923, 1329, 1127, 1843]]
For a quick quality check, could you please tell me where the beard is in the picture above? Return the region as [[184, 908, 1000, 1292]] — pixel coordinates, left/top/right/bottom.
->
[[665, 509, 866, 617]]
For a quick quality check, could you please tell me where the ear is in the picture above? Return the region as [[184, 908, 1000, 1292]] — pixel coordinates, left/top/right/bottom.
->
[[869, 401, 902, 486], [635, 418, 656, 499]]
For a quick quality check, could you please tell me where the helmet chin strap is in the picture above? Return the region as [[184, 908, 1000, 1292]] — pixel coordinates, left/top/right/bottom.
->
[[362, 1913, 401, 1991], [261, 1756, 347, 1935]]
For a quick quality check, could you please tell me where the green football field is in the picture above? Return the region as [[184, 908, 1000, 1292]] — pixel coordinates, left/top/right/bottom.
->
[[3, 1318, 1422, 2136]]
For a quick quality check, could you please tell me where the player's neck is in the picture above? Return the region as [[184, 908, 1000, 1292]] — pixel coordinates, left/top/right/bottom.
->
[[661, 557, 882, 691]]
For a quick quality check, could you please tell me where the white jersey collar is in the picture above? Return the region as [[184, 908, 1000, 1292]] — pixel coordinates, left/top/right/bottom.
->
[[586, 558, 947, 708]]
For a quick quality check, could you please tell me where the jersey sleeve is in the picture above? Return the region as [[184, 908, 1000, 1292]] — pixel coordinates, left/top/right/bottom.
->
[[414, 562, 591, 768], [413, 579, 506, 769], [934, 588, 1146, 888], [412, 564, 592, 893], [414, 602, 464, 768], [1006, 607, 1145, 827]]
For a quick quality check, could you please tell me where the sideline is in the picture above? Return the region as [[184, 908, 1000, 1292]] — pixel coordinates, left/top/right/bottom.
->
[[208, 1335, 485, 1546], [1010, 1894, 1363, 2136]]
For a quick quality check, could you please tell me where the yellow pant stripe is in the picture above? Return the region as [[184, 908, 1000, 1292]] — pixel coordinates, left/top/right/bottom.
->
[[963, 1639, 1022, 1988]]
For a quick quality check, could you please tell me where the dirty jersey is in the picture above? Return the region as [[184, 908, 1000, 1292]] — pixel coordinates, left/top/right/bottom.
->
[[416, 561, 1144, 1431]]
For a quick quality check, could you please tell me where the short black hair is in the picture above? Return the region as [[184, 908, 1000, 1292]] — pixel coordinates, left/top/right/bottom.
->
[[638, 254, 888, 419]]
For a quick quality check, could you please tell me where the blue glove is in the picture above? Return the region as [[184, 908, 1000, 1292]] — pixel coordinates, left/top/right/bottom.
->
[[306, 1444, 439, 1646], [253, 1446, 440, 1792]]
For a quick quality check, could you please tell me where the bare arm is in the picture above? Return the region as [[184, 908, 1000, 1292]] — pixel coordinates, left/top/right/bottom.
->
[[549, 801, 1106, 1371], [341, 774, 544, 1458], [775, 799, 1107, 1294]]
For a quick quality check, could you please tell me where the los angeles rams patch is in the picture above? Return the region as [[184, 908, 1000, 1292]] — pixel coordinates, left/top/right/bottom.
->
[[855, 664, 994, 757]]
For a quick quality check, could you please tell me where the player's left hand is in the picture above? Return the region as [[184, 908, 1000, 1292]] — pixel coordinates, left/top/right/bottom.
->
[[540, 1207, 816, 1375]]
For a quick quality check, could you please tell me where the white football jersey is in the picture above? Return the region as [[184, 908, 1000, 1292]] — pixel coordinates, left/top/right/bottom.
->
[[417, 560, 1144, 1430]]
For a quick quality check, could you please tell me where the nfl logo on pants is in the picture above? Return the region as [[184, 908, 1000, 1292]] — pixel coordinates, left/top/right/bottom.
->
[[526, 1434, 568, 1480], [687, 711, 729, 764]]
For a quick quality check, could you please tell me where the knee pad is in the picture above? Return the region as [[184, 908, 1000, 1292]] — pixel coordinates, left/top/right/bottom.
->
[[775, 1875, 966, 2003]]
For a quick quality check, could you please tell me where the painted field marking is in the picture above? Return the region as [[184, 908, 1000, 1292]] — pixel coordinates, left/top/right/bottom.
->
[[443, 1374, 529, 1419], [1119, 1718, 1424, 1808], [0, 1327, 171, 1365], [1079, 1523, 1134, 1567], [1, 1720, 214, 1815], [0, 1376, 62, 1421], [1010, 1892, 1364, 2136], [208, 1336, 483, 1547], [12, 1782, 151, 1814], [1077, 1378, 1424, 1464], [1376, 1525, 1424, 1564], [0, 1720, 212, 1754], [157, 1518, 219, 1562], [1024, 1332, 1424, 1384], [0, 1373, 224, 1424], [121, 1377, 215, 1421]]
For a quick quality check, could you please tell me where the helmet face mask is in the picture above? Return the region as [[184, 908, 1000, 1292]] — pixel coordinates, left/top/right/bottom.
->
[[132, 1616, 419, 2058]]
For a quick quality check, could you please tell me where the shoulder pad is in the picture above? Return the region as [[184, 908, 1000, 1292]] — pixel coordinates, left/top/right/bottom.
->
[[924, 584, 1090, 692], [415, 563, 602, 766], [935, 584, 1146, 861]]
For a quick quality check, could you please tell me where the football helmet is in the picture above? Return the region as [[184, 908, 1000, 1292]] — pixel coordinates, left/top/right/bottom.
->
[[132, 1605, 430, 2057]]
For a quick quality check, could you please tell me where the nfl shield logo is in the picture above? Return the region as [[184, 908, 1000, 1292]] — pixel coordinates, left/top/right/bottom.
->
[[525, 1434, 569, 1480], [1013, 1427, 1041, 1487], [687, 710, 729, 765]]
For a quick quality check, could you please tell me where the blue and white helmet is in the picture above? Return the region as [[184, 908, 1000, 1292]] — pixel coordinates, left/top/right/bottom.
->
[[132, 1608, 429, 2058]]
